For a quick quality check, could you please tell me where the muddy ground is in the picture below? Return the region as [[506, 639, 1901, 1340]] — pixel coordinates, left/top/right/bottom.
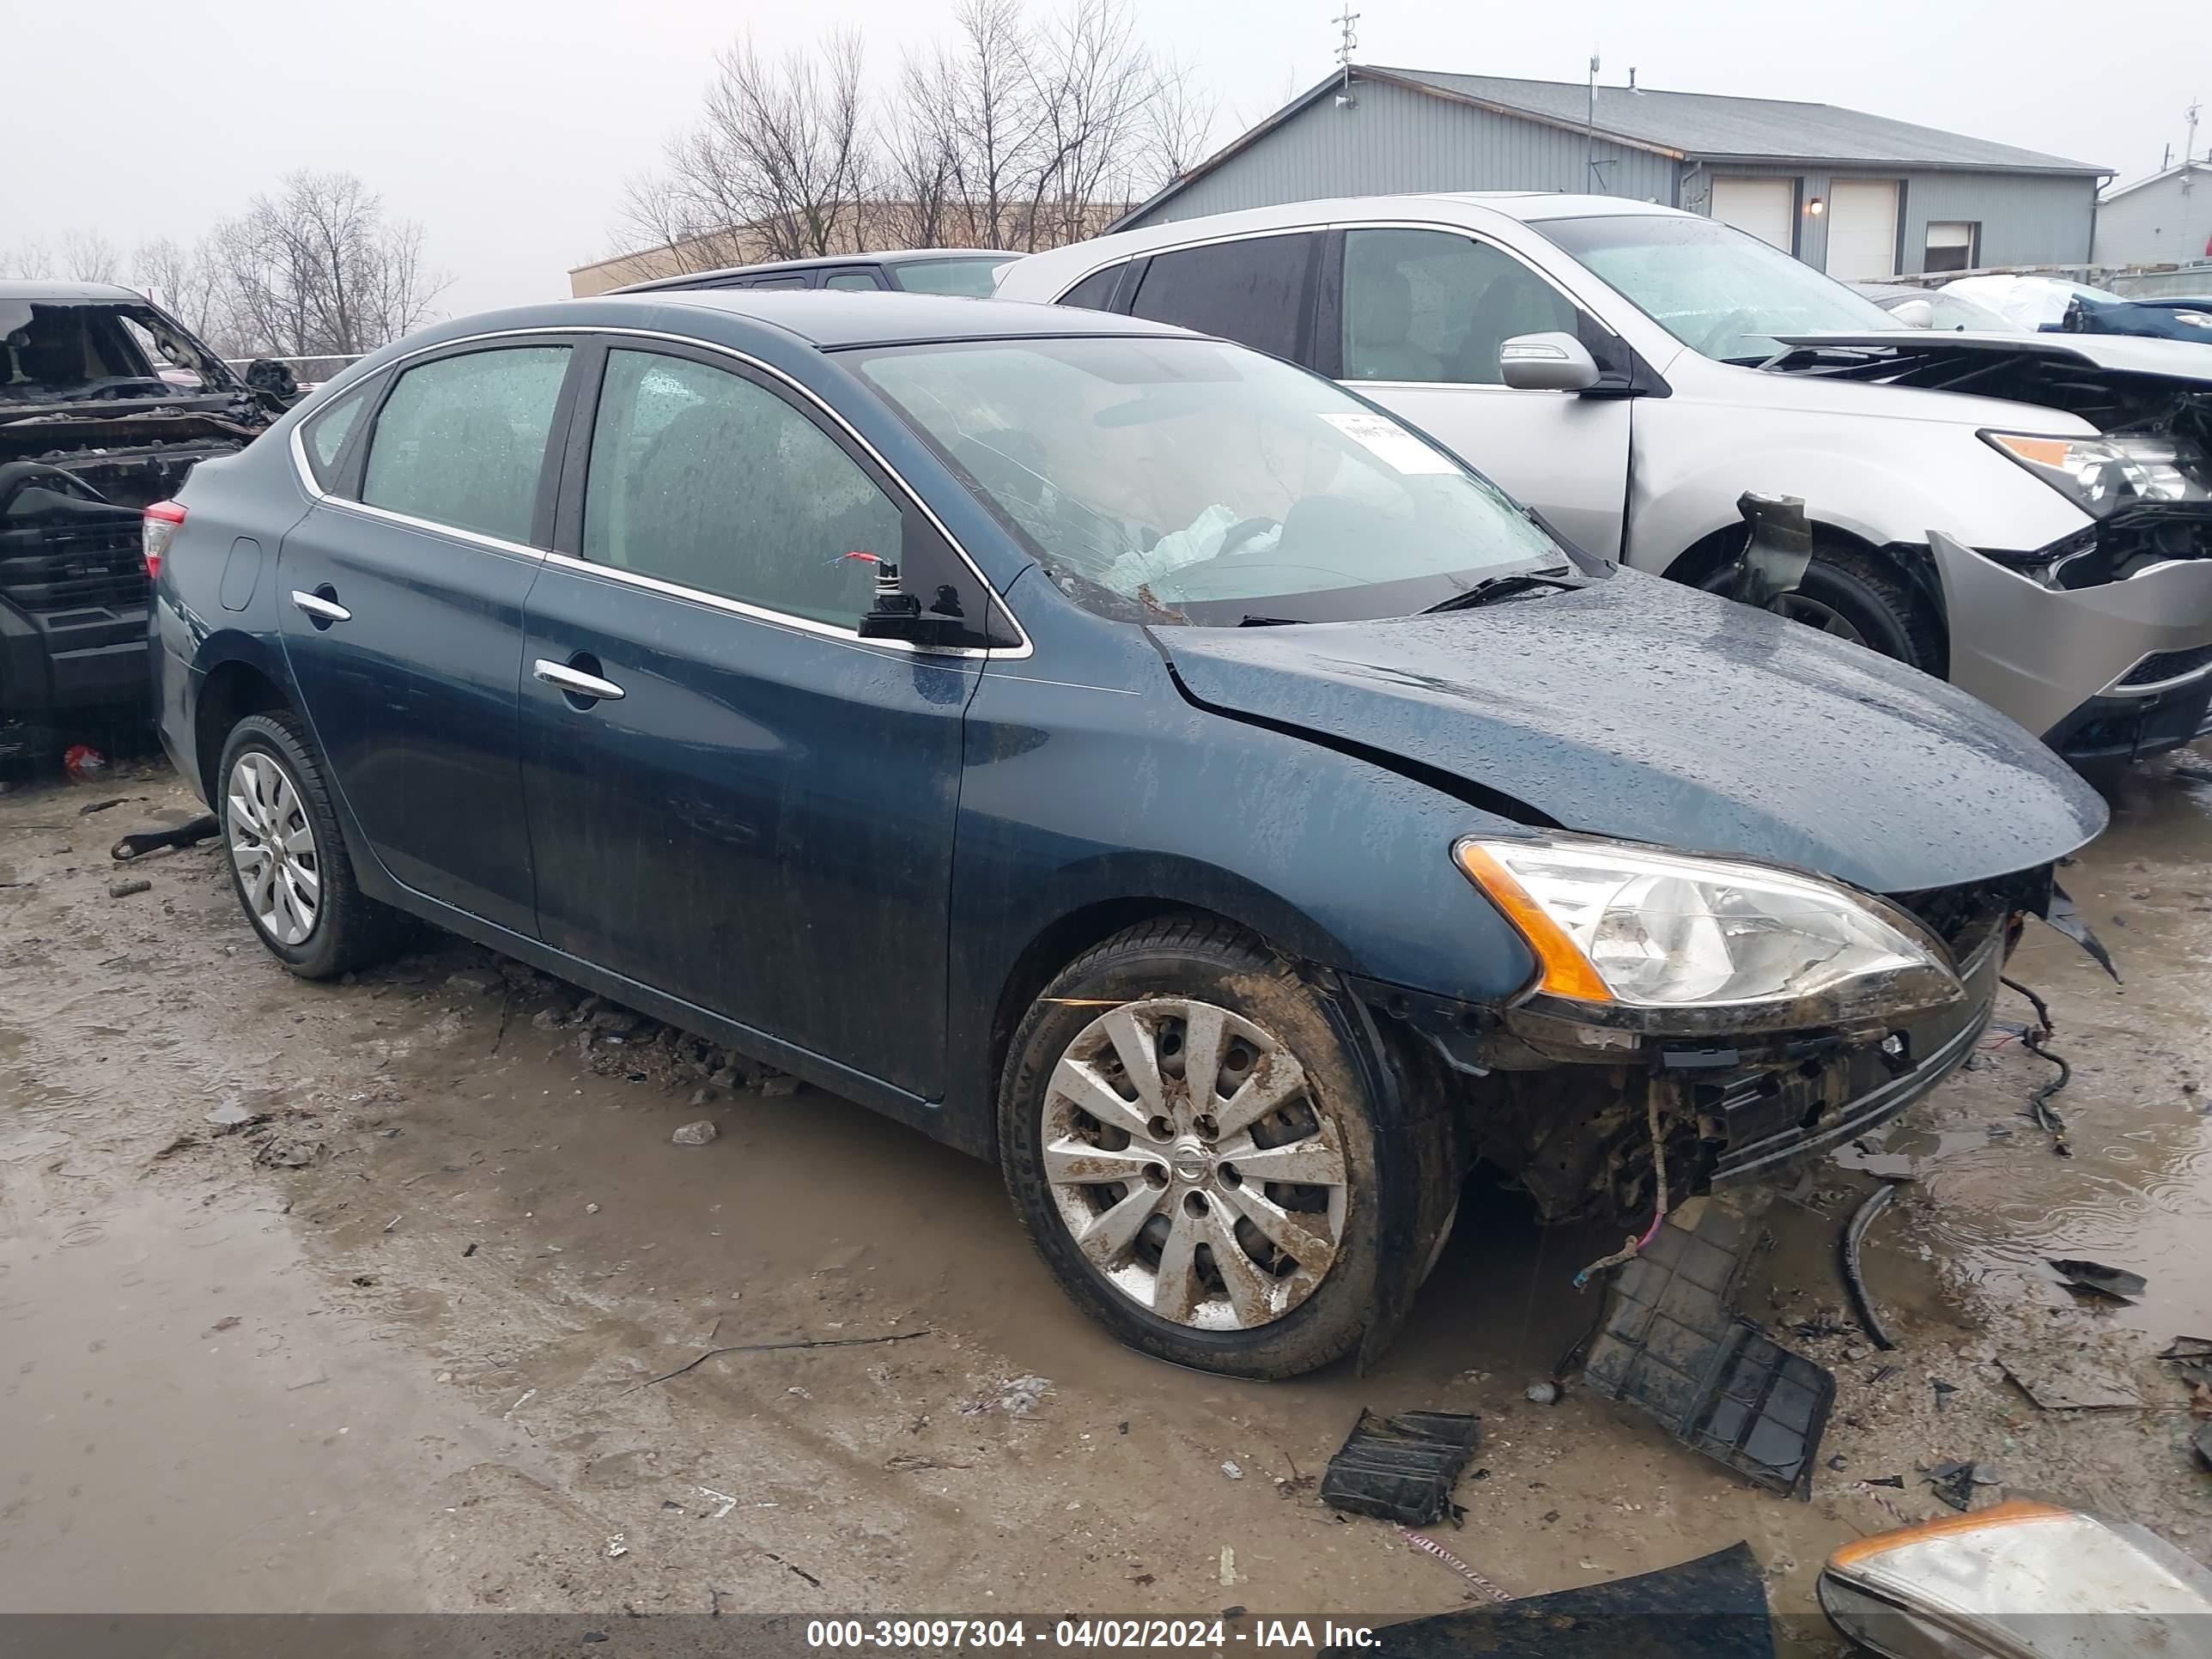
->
[[2, 750, 2208, 1638]]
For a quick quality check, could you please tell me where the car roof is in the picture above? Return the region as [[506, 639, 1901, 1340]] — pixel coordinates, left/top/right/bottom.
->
[[593, 288, 1196, 349], [613, 248, 1012, 295], [998, 192, 1692, 294], [0, 278, 149, 303]]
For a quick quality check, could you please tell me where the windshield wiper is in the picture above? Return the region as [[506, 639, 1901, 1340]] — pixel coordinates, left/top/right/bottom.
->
[[1237, 614, 1309, 627], [1418, 569, 1583, 615]]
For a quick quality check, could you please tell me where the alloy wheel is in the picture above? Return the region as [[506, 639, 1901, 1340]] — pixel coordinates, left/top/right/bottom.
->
[[1040, 997, 1349, 1332], [226, 750, 321, 946]]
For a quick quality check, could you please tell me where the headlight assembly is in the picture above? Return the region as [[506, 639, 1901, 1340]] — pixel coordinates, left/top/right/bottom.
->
[[1984, 429, 2210, 518], [1454, 834, 1964, 1031]]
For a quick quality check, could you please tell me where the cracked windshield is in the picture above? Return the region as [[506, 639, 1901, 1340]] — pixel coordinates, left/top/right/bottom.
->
[[853, 336, 1565, 624]]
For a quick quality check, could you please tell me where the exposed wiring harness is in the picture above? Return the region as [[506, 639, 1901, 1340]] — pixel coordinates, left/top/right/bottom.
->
[[2002, 975, 2073, 1158], [1573, 1089, 1668, 1289]]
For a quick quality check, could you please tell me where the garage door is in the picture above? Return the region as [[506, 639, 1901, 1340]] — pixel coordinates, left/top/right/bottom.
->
[[1711, 177, 1795, 252], [1825, 179, 1900, 281]]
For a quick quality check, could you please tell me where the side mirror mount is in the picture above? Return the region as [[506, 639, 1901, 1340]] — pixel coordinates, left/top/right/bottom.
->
[[1890, 296, 1935, 328], [1498, 331, 1601, 392], [854, 558, 966, 648]]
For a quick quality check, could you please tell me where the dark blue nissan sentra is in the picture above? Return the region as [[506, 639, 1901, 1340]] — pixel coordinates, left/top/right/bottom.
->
[[149, 292, 2105, 1376]]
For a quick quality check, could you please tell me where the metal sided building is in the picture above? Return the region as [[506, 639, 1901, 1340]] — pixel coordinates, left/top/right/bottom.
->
[[1116, 66, 2108, 282]]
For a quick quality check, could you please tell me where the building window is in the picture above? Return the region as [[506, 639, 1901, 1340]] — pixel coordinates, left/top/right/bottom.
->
[[1924, 222, 1978, 274]]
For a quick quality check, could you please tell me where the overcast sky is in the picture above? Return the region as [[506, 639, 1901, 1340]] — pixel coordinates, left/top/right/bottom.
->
[[4, 0, 2199, 318]]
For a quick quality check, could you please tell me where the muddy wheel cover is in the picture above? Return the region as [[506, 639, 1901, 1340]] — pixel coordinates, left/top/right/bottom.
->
[[1041, 998, 1350, 1332], [226, 750, 321, 947]]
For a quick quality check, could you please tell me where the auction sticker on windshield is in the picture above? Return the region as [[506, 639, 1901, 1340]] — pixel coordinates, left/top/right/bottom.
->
[[1319, 411, 1458, 474]]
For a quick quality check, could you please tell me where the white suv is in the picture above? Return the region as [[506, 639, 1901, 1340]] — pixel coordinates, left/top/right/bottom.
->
[[997, 194, 2212, 764]]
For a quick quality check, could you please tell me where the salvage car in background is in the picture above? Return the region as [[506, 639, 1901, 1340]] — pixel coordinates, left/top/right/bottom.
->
[[1942, 273, 2212, 343], [149, 291, 2103, 1376], [997, 197, 2212, 764], [1, 282, 285, 763], [612, 248, 1014, 298], [1853, 282, 2018, 332]]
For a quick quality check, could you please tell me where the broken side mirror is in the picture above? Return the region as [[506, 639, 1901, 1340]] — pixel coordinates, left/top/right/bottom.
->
[[1727, 491, 1813, 611], [854, 559, 967, 649], [1498, 331, 1601, 392]]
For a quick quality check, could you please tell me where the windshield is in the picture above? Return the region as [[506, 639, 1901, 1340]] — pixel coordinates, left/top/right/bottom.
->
[[848, 335, 1570, 625], [1537, 214, 1901, 362], [0, 300, 233, 404], [893, 257, 1012, 298]]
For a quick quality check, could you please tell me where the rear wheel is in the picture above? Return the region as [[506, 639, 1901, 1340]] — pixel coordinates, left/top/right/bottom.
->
[[216, 710, 400, 980], [998, 918, 1395, 1378]]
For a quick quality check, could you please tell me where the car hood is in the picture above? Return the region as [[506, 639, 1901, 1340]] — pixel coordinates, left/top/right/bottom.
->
[[1771, 328, 2212, 388], [1154, 573, 2106, 896]]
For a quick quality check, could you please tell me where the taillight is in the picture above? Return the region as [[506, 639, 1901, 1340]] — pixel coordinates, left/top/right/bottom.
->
[[143, 501, 186, 580]]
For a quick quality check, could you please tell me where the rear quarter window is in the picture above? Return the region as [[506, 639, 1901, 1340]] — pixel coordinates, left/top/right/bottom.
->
[[1127, 234, 1314, 360]]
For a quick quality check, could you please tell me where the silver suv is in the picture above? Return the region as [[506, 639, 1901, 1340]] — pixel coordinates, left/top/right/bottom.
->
[[997, 195, 2212, 763]]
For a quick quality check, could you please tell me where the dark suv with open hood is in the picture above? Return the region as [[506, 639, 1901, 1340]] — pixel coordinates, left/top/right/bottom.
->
[[151, 292, 2106, 1376], [0, 282, 283, 762]]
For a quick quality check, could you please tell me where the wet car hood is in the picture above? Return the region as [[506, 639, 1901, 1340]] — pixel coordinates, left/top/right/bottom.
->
[[1155, 572, 2107, 895]]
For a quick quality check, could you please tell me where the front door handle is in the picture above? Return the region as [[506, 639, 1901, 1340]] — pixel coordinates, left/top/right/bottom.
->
[[533, 658, 626, 702], [290, 588, 351, 625]]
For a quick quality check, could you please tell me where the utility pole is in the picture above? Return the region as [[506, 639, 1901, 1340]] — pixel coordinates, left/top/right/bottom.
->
[[1585, 51, 1600, 191]]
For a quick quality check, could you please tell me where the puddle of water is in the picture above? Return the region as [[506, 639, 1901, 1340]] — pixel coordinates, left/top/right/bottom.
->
[[0, 1163, 508, 1611]]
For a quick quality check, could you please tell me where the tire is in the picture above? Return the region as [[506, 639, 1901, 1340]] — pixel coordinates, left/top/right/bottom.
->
[[215, 709, 401, 980], [997, 917, 1395, 1379], [1705, 542, 1944, 672]]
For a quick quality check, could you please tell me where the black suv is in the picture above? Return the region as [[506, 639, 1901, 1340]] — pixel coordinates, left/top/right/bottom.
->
[[0, 283, 287, 763]]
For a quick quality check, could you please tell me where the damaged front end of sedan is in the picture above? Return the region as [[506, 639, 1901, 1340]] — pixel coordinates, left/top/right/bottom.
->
[[1368, 839, 2051, 1233]]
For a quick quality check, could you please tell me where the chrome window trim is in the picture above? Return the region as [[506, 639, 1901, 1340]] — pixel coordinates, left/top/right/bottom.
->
[[284, 324, 1033, 660]]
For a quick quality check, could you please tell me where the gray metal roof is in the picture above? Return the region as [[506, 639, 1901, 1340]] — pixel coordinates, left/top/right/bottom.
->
[[1373, 67, 2106, 174]]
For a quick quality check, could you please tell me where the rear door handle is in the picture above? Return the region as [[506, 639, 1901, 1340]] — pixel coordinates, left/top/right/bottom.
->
[[290, 589, 351, 624], [533, 658, 626, 702]]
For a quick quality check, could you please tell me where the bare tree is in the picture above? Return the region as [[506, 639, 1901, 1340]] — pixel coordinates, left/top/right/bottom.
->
[[62, 229, 123, 283], [1023, 0, 1158, 248], [1139, 56, 1218, 197], [651, 30, 873, 264], [211, 171, 447, 357], [129, 237, 228, 341], [0, 240, 55, 279], [876, 52, 964, 249], [933, 0, 1048, 249]]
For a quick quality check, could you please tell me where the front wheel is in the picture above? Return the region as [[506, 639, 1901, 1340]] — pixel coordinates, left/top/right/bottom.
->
[[997, 918, 1396, 1378], [1705, 544, 1944, 672]]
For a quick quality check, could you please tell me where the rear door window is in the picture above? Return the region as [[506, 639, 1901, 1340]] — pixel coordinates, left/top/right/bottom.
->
[[1341, 228, 1577, 385], [580, 348, 900, 629], [1054, 265, 1126, 312], [360, 345, 571, 544], [1127, 234, 1314, 359]]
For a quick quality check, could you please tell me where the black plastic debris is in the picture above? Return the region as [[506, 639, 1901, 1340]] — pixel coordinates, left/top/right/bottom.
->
[[2044, 886, 2120, 982], [1925, 1459, 2001, 1512], [1318, 1409, 1482, 1527], [1580, 1204, 1833, 1498], [2048, 1258, 2147, 1302], [1325, 1541, 1773, 1659], [111, 812, 218, 862]]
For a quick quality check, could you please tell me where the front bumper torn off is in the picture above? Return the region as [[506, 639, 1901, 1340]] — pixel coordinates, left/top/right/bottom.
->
[[1931, 520, 2212, 754]]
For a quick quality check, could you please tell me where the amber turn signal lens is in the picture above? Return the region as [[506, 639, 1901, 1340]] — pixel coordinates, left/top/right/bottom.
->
[[1453, 841, 1614, 1004]]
